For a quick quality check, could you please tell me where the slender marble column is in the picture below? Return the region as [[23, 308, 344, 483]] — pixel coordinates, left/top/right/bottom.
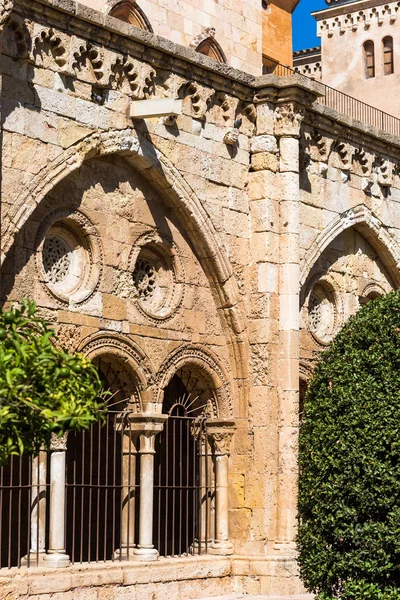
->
[[207, 419, 236, 555], [115, 424, 139, 560], [43, 433, 70, 568], [29, 450, 47, 564], [129, 414, 167, 561]]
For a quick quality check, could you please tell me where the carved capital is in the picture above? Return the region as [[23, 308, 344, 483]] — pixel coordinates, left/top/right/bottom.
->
[[274, 103, 305, 138], [207, 419, 236, 456], [127, 413, 167, 454], [0, 0, 14, 30], [49, 432, 69, 451]]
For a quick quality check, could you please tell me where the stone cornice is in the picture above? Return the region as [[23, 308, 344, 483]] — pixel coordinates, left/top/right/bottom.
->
[[312, 0, 399, 21]]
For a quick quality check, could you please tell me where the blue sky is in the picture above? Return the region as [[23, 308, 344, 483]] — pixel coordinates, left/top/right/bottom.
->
[[292, 0, 326, 51]]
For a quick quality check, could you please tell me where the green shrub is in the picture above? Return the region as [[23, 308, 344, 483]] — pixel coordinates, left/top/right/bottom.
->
[[0, 300, 106, 464], [298, 289, 400, 599]]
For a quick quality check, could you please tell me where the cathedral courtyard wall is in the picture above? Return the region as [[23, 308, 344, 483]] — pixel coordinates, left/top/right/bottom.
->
[[0, 0, 400, 598]]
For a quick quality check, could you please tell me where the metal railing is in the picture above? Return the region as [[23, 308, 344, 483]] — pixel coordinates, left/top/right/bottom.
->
[[0, 410, 215, 569], [263, 62, 400, 138]]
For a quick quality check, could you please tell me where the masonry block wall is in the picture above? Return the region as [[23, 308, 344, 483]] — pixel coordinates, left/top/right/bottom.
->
[[1, 1, 400, 598], [79, 0, 263, 73]]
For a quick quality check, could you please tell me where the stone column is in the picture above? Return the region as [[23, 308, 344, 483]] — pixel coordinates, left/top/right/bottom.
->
[[273, 101, 304, 552], [114, 418, 139, 560], [29, 450, 47, 564], [43, 433, 70, 568], [207, 419, 236, 555], [129, 414, 167, 561]]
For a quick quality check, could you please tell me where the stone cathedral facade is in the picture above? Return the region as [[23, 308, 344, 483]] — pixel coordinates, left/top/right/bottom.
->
[[0, 0, 400, 598]]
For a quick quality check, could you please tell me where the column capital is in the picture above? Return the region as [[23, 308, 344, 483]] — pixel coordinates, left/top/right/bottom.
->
[[274, 102, 305, 138], [128, 413, 167, 454], [207, 419, 236, 456], [49, 432, 68, 451]]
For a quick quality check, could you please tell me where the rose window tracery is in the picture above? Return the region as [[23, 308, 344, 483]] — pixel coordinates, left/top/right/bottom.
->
[[36, 211, 102, 306], [42, 236, 73, 284], [308, 292, 322, 334], [133, 258, 157, 300], [307, 282, 338, 345]]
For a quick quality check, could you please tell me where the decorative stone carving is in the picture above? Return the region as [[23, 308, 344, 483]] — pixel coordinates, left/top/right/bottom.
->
[[133, 258, 157, 301], [207, 426, 235, 456], [33, 27, 67, 68], [36, 209, 102, 306], [72, 40, 104, 83], [110, 55, 139, 95], [123, 232, 184, 322], [307, 281, 339, 345], [2, 16, 28, 58], [42, 236, 73, 285], [187, 81, 215, 121], [223, 128, 239, 146], [274, 103, 305, 137], [374, 157, 393, 188], [0, 0, 14, 30], [155, 344, 232, 417], [49, 432, 68, 451]]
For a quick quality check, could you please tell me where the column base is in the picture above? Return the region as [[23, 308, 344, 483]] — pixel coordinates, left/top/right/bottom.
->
[[208, 540, 234, 555], [132, 546, 159, 561], [21, 552, 47, 567], [114, 547, 137, 561], [273, 540, 297, 553], [43, 551, 70, 568]]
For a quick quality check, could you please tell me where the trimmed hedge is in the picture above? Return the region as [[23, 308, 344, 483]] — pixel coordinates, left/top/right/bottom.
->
[[298, 289, 400, 600]]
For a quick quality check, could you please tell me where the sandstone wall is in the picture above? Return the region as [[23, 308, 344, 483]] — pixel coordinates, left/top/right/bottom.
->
[[0, 0, 400, 598], [78, 0, 263, 74]]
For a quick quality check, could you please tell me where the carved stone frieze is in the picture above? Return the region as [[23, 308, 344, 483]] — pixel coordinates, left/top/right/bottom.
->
[[186, 81, 215, 121], [32, 26, 68, 69], [2, 15, 28, 58], [72, 39, 104, 84]]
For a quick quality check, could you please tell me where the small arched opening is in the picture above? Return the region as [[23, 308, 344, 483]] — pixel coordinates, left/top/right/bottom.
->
[[65, 352, 142, 563], [109, 0, 153, 31], [154, 365, 219, 557], [196, 37, 227, 63]]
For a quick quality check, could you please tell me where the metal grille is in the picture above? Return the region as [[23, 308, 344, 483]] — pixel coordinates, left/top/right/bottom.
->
[[65, 413, 134, 563], [262, 62, 400, 138], [154, 412, 214, 557], [0, 454, 49, 569]]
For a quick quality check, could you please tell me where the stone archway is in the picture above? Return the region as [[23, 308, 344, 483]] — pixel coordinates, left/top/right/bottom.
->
[[3, 129, 248, 404], [300, 205, 400, 289]]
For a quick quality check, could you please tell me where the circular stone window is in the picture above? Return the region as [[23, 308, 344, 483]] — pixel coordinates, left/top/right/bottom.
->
[[308, 282, 337, 344], [128, 235, 184, 321], [37, 211, 101, 305]]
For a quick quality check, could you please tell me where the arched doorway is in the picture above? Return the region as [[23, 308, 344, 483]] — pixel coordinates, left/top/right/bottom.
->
[[153, 370, 216, 557]]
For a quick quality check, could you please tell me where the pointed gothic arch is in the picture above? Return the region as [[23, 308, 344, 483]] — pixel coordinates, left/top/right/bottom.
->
[[107, 0, 153, 31], [2, 129, 247, 414], [300, 205, 400, 290], [190, 29, 227, 64]]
